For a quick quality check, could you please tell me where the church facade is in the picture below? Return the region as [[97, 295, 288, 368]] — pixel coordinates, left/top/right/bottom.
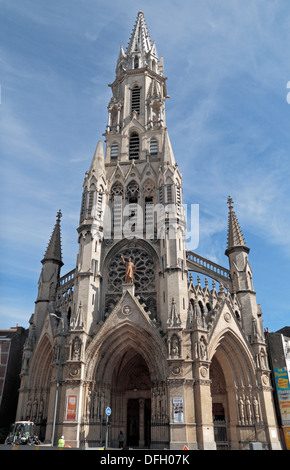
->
[[16, 12, 281, 450]]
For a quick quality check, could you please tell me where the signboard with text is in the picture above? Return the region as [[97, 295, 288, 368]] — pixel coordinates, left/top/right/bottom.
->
[[66, 395, 78, 420], [274, 367, 290, 427]]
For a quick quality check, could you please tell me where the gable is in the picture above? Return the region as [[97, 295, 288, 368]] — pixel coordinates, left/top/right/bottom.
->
[[91, 288, 163, 350], [208, 299, 254, 365]]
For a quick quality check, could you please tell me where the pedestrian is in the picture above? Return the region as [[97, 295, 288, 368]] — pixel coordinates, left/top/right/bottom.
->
[[58, 435, 65, 448], [118, 430, 124, 449]]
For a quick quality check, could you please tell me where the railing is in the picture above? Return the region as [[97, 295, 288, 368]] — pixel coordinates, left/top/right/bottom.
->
[[56, 269, 75, 301], [150, 416, 170, 449], [58, 269, 75, 287], [186, 251, 232, 289]]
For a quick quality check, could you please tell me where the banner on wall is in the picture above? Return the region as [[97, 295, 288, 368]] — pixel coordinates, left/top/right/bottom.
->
[[274, 367, 290, 427], [283, 427, 290, 451], [66, 395, 78, 420], [173, 397, 184, 423]]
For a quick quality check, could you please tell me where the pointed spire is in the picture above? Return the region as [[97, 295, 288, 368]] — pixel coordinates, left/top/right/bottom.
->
[[42, 210, 63, 266], [162, 130, 176, 166], [126, 11, 153, 55], [89, 140, 105, 177], [226, 197, 248, 254], [115, 11, 162, 76]]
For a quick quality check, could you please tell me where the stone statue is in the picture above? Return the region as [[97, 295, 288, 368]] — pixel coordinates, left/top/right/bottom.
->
[[121, 255, 136, 283]]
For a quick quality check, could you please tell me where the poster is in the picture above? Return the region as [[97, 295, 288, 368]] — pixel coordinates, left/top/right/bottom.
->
[[173, 397, 184, 423], [274, 368, 290, 427], [283, 427, 290, 451], [66, 395, 78, 420]]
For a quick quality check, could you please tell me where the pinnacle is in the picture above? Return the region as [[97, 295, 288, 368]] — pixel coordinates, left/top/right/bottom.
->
[[115, 11, 162, 77], [226, 196, 247, 252], [42, 211, 63, 266], [126, 11, 152, 55], [162, 130, 176, 167], [89, 140, 105, 177]]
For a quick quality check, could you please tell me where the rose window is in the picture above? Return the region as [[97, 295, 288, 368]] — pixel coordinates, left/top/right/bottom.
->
[[108, 247, 155, 293]]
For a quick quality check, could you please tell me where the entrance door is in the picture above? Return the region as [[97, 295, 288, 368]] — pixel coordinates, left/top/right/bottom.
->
[[127, 399, 139, 446], [213, 403, 228, 450]]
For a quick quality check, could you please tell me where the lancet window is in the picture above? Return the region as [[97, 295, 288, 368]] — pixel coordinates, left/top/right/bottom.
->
[[129, 132, 140, 159], [110, 143, 119, 159], [150, 138, 158, 155], [131, 85, 141, 113]]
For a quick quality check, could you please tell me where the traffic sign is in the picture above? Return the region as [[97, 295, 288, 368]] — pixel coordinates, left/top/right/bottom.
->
[[106, 406, 111, 416]]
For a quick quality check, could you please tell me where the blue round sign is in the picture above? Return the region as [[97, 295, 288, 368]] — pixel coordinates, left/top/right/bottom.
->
[[106, 406, 111, 416]]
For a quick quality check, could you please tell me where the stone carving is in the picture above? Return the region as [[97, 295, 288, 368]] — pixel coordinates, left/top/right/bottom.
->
[[238, 396, 245, 424], [169, 334, 180, 358], [122, 305, 132, 315], [194, 335, 208, 360], [253, 396, 260, 423], [245, 396, 252, 424], [72, 336, 81, 361]]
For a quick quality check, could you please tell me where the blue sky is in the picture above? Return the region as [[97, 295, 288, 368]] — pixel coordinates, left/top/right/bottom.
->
[[0, 0, 289, 331]]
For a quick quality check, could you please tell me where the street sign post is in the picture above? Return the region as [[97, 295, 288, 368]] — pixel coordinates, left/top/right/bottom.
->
[[105, 407, 111, 448]]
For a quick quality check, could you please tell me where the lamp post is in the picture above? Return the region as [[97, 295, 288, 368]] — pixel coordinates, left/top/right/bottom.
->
[[50, 313, 64, 447]]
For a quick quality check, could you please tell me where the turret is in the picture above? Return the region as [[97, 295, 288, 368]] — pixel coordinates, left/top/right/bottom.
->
[[73, 141, 107, 333], [225, 197, 263, 339], [34, 210, 63, 335]]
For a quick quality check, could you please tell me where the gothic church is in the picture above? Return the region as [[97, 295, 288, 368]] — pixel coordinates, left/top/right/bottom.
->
[[16, 12, 281, 450]]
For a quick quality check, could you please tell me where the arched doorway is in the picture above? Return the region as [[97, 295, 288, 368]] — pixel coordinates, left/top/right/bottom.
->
[[210, 356, 229, 450], [209, 331, 260, 450], [111, 349, 152, 448], [25, 335, 53, 442], [85, 322, 169, 448]]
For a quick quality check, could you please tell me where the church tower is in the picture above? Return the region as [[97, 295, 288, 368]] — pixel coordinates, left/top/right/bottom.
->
[[16, 12, 281, 450]]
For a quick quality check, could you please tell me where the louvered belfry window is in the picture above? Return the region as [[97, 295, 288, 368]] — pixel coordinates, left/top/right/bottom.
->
[[129, 132, 139, 159], [110, 143, 119, 159], [150, 138, 158, 155], [131, 86, 140, 113]]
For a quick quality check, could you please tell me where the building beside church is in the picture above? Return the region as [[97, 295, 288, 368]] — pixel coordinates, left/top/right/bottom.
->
[[16, 12, 281, 450], [266, 328, 290, 449], [0, 326, 27, 436]]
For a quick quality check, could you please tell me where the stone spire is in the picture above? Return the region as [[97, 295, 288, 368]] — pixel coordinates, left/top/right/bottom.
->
[[162, 129, 176, 166], [42, 210, 63, 266], [225, 197, 247, 254], [89, 140, 105, 178], [115, 11, 162, 76], [126, 11, 152, 55]]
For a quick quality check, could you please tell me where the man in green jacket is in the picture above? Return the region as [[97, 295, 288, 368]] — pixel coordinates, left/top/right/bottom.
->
[[58, 435, 65, 448]]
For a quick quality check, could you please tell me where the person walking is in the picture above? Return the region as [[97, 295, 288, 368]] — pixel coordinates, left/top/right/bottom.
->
[[118, 430, 124, 449]]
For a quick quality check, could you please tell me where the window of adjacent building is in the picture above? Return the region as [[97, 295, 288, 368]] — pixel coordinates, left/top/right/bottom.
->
[[131, 86, 141, 114], [129, 132, 140, 159], [110, 143, 119, 159]]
